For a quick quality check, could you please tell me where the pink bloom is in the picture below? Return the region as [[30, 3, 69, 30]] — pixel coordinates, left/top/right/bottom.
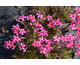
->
[[19, 15, 26, 21], [45, 44, 53, 51], [8, 40, 15, 48], [46, 15, 53, 21], [32, 40, 38, 48], [53, 35, 60, 43], [19, 28, 26, 35], [60, 36, 66, 43], [45, 39, 52, 44], [69, 24, 77, 30], [40, 47, 46, 54], [12, 24, 20, 31], [74, 6, 80, 13], [13, 35, 21, 42], [30, 15, 36, 22], [47, 22, 54, 28], [36, 12, 43, 19], [13, 30, 19, 36], [3, 41, 9, 49], [69, 13, 76, 21], [19, 43, 25, 50], [52, 18, 62, 26], [66, 42, 73, 48], [75, 49, 80, 56], [39, 37, 44, 43], [34, 22, 41, 27]]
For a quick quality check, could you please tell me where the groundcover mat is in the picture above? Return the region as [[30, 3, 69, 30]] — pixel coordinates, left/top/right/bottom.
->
[[0, 6, 80, 59]]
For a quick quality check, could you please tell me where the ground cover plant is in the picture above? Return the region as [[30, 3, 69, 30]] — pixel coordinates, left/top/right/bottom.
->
[[3, 6, 79, 59]]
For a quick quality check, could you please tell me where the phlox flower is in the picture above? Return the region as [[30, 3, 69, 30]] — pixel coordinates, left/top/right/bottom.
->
[[3, 41, 9, 49], [69, 24, 78, 30], [66, 42, 73, 48], [19, 15, 27, 21], [36, 12, 43, 19], [8, 40, 15, 48], [53, 35, 60, 43], [60, 36, 66, 43], [45, 44, 53, 51], [19, 43, 25, 50], [19, 28, 26, 35], [39, 37, 44, 43], [46, 15, 53, 21], [69, 13, 76, 21], [45, 39, 52, 44], [32, 40, 39, 48], [52, 18, 61, 26], [47, 22, 54, 28], [40, 47, 46, 54], [74, 6, 80, 13], [13, 35, 21, 42], [12, 24, 20, 31], [30, 15, 36, 22], [34, 22, 41, 27]]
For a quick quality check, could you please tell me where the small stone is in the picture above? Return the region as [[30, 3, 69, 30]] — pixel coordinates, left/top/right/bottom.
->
[[3, 22, 6, 26]]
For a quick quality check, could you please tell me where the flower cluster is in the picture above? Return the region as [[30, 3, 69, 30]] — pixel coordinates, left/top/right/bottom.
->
[[47, 18, 62, 29], [28, 13, 54, 56], [3, 24, 27, 52], [53, 33, 74, 48]]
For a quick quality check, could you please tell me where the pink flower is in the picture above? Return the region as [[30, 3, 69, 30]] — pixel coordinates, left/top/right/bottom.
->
[[19, 43, 25, 50], [13, 35, 21, 42], [66, 42, 73, 48], [74, 6, 80, 13], [69, 13, 76, 21], [3, 41, 9, 49], [45, 39, 52, 44], [47, 22, 54, 28], [32, 40, 38, 48], [36, 12, 43, 19], [30, 15, 36, 22], [45, 44, 53, 51], [69, 24, 77, 30], [60, 36, 66, 43], [40, 47, 46, 54], [53, 35, 60, 43], [39, 37, 44, 43], [19, 15, 26, 21], [75, 49, 80, 56], [12, 24, 20, 31], [8, 40, 15, 48], [19, 28, 26, 35], [52, 18, 62, 26], [46, 15, 53, 21], [34, 22, 41, 27]]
